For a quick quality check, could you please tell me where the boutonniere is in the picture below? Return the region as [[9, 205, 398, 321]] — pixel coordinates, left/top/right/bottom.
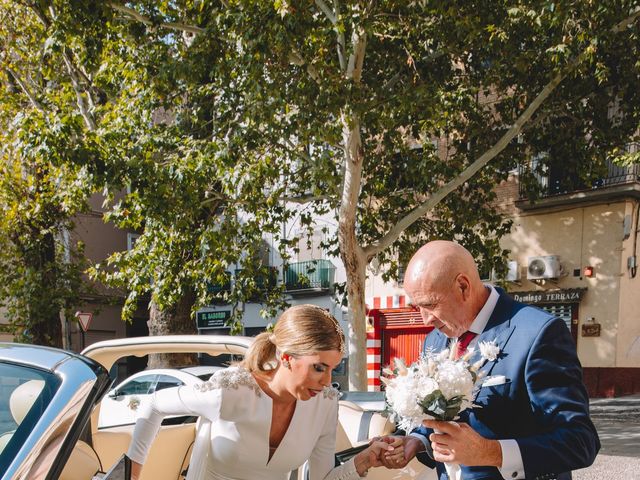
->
[[478, 340, 500, 362]]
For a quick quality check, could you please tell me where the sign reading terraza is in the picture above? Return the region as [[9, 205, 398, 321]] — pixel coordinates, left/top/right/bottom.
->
[[511, 288, 587, 305], [196, 310, 232, 329]]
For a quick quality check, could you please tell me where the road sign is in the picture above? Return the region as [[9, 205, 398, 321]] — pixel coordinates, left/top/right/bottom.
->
[[75, 311, 93, 332]]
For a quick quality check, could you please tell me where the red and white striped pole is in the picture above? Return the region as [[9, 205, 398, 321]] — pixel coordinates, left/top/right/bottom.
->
[[366, 310, 381, 391]]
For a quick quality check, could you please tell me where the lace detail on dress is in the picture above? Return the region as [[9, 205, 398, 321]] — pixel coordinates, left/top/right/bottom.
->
[[194, 367, 262, 397], [322, 386, 339, 399]]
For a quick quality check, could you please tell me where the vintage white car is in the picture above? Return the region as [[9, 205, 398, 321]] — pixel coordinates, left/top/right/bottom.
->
[[0, 336, 431, 480], [98, 366, 222, 429]]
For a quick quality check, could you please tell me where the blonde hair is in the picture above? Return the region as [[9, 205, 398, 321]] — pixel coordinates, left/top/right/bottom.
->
[[241, 304, 345, 374]]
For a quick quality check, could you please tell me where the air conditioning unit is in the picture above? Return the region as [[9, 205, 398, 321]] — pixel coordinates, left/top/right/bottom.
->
[[527, 255, 561, 280], [505, 261, 521, 282], [490, 261, 521, 282]]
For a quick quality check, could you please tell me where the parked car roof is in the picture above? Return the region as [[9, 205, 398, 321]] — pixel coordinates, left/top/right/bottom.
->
[[179, 365, 225, 380]]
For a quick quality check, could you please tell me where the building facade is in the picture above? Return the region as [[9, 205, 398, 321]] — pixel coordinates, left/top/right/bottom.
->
[[497, 162, 640, 397], [367, 162, 640, 397], [0, 192, 144, 381]]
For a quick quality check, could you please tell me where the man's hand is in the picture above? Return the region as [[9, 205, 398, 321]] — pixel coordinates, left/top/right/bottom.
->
[[370, 435, 423, 469], [422, 420, 503, 467]]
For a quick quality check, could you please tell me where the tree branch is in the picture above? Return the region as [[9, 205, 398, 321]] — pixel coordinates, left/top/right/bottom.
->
[[199, 194, 227, 207], [4, 67, 45, 111], [61, 50, 97, 131], [107, 2, 205, 35], [347, 29, 366, 81], [315, 0, 347, 72], [315, 0, 336, 24], [334, 0, 346, 71], [23, 3, 98, 129], [364, 7, 640, 259], [279, 194, 330, 204], [288, 48, 320, 82]]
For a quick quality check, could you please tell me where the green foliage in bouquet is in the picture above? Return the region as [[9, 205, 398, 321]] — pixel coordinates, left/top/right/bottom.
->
[[417, 390, 466, 421]]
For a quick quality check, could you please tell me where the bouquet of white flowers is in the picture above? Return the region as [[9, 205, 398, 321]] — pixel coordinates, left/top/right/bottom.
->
[[382, 339, 500, 480]]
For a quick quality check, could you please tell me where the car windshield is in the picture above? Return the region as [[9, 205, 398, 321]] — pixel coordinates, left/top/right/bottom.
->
[[0, 362, 60, 469]]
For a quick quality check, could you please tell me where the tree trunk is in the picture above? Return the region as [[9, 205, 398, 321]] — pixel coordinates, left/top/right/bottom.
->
[[338, 110, 368, 391], [28, 232, 63, 348], [147, 289, 199, 368], [343, 253, 368, 391]]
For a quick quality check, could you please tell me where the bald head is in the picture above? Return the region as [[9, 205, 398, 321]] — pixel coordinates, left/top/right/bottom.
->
[[403, 241, 487, 337], [404, 241, 481, 292]]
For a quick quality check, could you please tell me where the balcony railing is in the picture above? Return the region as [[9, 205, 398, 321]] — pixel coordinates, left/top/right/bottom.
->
[[234, 267, 279, 289], [284, 259, 336, 292], [519, 159, 640, 199]]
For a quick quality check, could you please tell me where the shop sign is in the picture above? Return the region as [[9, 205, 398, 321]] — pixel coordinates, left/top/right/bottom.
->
[[511, 288, 586, 305], [197, 310, 231, 329]]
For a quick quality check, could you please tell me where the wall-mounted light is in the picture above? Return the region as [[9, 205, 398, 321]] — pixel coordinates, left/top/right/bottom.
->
[[583, 266, 594, 278]]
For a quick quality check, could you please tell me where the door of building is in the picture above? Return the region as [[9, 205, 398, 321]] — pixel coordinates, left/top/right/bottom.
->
[[382, 327, 432, 367], [539, 303, 578, 343], [378, 307, 433, 367]]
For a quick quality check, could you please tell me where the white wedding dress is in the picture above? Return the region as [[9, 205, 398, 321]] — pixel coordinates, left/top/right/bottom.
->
[[127, 367, 363, 480]]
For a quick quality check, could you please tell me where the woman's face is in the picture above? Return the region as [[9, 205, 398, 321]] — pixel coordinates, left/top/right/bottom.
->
[[285, 349, 343, 401]]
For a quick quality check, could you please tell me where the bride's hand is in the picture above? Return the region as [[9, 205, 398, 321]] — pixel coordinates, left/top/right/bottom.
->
[[131, 460, 142, 480], [354, 441, 394, 476]]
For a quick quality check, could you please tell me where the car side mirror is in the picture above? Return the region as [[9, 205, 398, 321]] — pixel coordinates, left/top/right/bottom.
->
[[108, 390, 119, 399]]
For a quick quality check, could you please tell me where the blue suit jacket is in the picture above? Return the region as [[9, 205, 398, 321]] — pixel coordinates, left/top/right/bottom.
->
[[413, 288, 599, 480]]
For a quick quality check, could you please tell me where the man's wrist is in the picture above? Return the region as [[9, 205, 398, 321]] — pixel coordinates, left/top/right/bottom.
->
[[484, 439, 503, 468], [406, 434, 427, 453]]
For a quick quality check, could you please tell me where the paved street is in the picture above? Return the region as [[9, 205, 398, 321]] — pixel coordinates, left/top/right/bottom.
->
[[574, 395, 640, 480], [407, 394, 640, 479]]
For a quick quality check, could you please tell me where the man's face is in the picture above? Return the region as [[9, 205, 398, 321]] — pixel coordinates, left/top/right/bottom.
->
[[406, 277, 468, 338]]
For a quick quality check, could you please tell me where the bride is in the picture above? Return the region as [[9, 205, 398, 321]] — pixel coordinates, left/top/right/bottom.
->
[[127, 304, 398, 480]]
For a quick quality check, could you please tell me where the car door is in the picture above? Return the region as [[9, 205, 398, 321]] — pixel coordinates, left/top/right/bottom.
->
[[0, 344, 110, 480], [99, 374, 158, 428]]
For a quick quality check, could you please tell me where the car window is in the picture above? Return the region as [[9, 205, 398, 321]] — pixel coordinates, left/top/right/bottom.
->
[[0, 363, 59, 468], [117, 375, 156, 396], [155, 375, 184, 392]]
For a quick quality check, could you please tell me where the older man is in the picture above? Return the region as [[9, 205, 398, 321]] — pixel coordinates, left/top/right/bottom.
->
[[381, 241, 599, 480]]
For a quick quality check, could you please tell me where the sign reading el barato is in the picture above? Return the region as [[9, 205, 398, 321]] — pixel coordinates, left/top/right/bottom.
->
[[196, 310, 231, 329]]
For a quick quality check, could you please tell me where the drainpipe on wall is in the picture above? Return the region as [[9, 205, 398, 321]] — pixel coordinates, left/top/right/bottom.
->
[[628, 200, 639, 279]]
